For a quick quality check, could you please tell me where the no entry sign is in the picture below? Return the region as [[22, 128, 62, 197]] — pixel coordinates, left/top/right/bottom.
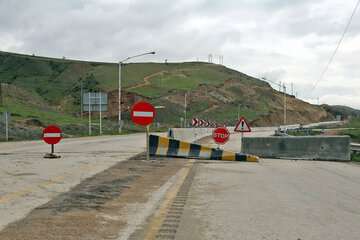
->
[[212, 127, 230, 145], [43, 125, 62, 145], [131, 101, 156, 126]]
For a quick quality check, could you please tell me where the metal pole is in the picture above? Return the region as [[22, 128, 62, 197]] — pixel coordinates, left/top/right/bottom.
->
[[51, 144, 54, 154], [240, 132, 244, 152], [0, 83, 3, 107], [184, 92, 187, 128], [5, 111, 8, 141], [118, 62, 122, 134], [146, 125, 150, 161], [99, 92, 102, 135], [88, 92, 92, 135], [117, 52, 156, 134], [283, 84, 287, 125], [80, 79, 83, 119]]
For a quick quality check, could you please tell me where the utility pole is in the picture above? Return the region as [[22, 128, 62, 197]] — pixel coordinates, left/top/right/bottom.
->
[[1, 83, 9, 141], [283, 83, 287, 125], [0, 82, 3, 107], [5, 111, 8, 141], [88, 92, 92, 136], [80, 79, 83, 119], [184, 92, 187, 128], [99, 92, 102, 135], [291, 82, 294, 96], [118, 62, 122, 134]]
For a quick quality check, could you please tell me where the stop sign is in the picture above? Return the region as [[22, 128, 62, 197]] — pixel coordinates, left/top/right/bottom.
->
[[43, 125, 62, 145], [212, 127, 230, 144], [131, 101, 156, 126]]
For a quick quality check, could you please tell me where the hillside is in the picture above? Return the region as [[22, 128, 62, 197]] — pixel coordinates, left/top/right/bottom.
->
[[321, 104, 360, 119], [0, 51, 333, 140]]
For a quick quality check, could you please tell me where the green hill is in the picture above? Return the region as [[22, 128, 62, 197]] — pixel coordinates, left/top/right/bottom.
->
[[0, 51, 333, 140]]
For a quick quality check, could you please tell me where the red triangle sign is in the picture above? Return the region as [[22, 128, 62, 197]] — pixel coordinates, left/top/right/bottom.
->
[[234, 117, 251, 132]]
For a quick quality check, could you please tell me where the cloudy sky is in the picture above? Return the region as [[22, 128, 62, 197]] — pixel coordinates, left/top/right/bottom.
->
[[1, 0, 360, 108]]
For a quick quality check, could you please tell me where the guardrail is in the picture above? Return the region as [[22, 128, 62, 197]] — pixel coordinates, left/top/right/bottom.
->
[[351, 143, 360, 153]]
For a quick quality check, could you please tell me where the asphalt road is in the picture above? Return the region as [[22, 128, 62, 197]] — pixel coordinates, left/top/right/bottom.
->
[[175, 127, 360, 240], [0, 134, 146, 231], [1, 121, 354, 239]]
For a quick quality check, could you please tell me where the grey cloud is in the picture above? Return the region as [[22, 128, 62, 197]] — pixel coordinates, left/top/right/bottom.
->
[[0, 0, 359, 108]]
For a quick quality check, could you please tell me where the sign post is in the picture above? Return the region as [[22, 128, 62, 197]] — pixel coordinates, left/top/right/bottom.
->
[[234, 117, 251, 151], [4, 111, 9, 141], [131, 101, 156, 161], [212, 127, 230, 148], [43, 125, 63, 158]]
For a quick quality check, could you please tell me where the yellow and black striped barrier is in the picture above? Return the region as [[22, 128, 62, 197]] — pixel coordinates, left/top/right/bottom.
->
[[149, 135, 259, 162]]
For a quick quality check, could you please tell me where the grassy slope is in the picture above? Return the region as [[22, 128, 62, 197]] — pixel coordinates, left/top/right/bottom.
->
[[0, 51, 331, 140], [342, 118, 360, 143]]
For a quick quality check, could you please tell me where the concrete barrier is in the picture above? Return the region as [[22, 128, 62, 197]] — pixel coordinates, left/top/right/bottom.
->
[[150, 135, 259, 162], [242, 136, 351, 161], [168, 128, 214, 142], [168, 127, 236, 142]]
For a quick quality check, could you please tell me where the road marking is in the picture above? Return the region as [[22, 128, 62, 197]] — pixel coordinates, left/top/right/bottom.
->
[[133, 111, 154, 117], [43, 133, 61, 138], [143, 160, 194, 240]]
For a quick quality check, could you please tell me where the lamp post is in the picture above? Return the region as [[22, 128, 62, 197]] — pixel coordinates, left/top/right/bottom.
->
[[118, 51, 156, 133], [283, 83, 287, 125]]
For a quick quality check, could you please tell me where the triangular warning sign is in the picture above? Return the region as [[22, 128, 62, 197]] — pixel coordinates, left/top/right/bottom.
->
[[234, 117, 251, 132]]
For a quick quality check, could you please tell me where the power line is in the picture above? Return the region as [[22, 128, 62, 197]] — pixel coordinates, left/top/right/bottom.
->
[[312, 0, 360, 91]]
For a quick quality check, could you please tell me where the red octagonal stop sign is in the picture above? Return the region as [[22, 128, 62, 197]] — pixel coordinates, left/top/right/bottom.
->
[[131, 101, 156, 126], [212, 127, 230, 145], [43, 125, 62, 145]]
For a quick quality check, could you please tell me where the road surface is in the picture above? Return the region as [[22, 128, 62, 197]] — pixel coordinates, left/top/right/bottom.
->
[[172, 127, 360, 240], [0, 134, 146, 231], [1, 122, 359, 240]]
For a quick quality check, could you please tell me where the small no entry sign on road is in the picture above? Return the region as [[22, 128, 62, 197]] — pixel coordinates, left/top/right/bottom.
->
[[213, 127, 230, 145], [43, 125, 62, 145], [42, 125, 62, 158], [131, 101, 156, 126]]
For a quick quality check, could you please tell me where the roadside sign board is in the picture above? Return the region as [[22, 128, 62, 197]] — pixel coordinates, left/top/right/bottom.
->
[[131, 101, 156, 126], [191, 118, 199, 127], [43, 125, 62, 145], [205, 120, 210, 127], [199, 119, 205, 127], [234, 117, 251, 132], [212, 127, 230, 145]]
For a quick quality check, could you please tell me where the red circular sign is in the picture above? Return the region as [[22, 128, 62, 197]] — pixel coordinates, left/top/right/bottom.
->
[[43, 125, 62, 145], [212, 127, 230, 144], [131, 101, 156, 126]]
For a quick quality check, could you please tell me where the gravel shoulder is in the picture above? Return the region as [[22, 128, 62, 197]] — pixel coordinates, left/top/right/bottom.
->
[[0, 155, 188, 240]]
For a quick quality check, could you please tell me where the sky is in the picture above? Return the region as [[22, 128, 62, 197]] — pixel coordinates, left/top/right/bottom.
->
[[0, 0, 359, 109]]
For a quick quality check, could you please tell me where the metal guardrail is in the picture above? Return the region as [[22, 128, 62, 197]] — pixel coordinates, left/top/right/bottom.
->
[[351, 143, 360, 153]]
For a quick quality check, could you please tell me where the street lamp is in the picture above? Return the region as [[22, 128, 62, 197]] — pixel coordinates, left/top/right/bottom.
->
[[118, 51, 156, 133]]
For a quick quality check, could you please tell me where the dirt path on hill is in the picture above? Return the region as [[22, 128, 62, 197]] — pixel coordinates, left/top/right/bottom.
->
[[127, 68, 200, 91]]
